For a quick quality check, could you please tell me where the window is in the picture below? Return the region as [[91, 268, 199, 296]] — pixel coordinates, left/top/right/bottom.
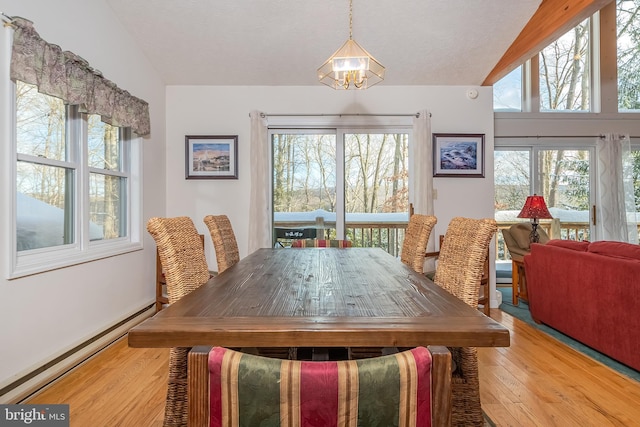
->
[[617, 0, 640, 111], [12, 81, 141, 278], [493, 66, 523, 112], [540, 19, 591, 111], [495, 145, 594, 258], [493, 18, 593, 112], [271, 127, 410, 255]]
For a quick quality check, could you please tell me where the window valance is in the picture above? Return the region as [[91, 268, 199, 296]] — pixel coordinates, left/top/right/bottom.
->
[[9, 17, 150, 136]]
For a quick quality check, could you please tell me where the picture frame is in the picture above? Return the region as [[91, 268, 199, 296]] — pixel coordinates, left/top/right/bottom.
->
[[185, 135, 238, 179], [433, 133, 485, 178]]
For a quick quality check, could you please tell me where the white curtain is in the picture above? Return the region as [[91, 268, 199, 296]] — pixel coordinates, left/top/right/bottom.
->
[[411, 110, 436, 268], [595, 133, 638, 243], [248, 111, 272, 252]]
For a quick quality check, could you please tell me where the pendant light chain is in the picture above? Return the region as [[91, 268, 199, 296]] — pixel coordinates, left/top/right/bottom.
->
[[349, 0, 353, 40]]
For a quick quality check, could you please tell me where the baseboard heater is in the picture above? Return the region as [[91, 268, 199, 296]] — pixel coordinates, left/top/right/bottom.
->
[[0, 305, 155, 404]]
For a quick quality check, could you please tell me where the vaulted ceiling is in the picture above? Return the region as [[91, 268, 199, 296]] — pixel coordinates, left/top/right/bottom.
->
[[105, 0, 613, 87]]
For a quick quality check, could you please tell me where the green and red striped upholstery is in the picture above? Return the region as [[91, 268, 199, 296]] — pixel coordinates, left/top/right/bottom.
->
[[208, 346, 434, 427], [290, 239, 352, 248]]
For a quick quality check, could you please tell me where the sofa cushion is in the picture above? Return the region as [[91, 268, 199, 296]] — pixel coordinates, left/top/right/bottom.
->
[[587, 241, 640, 260], [545, 239, 590, 252]]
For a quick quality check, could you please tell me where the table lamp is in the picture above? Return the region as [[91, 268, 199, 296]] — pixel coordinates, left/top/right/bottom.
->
[[517, 194, 553, 243]]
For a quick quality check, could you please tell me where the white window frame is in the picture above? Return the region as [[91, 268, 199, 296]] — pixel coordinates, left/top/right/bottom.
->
[[267, 115, 413, 241], [495, 139, 597, 237], [6, 81, 143, 279]]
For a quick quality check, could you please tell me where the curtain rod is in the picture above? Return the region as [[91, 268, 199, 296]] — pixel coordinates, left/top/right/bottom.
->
[[496, 134, 640, 139], [258, 112, 427, 118]]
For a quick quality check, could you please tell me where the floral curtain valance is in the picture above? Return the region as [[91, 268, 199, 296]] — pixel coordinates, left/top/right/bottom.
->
[[9, 17, 150, 136]]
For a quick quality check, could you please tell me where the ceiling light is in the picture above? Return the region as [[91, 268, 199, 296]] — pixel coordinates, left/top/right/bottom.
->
[[317, 0, 385, 90]]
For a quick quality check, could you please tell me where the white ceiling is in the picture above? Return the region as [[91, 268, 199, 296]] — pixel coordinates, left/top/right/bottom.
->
[[106, 0, 542, 86]]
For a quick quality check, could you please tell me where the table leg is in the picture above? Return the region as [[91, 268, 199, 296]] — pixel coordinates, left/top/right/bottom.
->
[[511, 260, 519, 305]]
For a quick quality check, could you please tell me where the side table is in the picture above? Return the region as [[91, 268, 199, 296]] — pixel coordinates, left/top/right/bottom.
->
[[511, 255, 527, 305]]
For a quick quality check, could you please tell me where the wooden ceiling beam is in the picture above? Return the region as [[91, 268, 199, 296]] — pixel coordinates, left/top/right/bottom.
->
[[482, 0, 615, 86]]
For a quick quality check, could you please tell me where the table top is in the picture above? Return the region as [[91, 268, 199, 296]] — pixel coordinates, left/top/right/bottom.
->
[[128, 248, 510, 349]]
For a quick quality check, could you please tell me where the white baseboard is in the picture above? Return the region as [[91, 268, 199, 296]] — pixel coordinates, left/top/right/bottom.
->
[[0, 306, 155, 404]]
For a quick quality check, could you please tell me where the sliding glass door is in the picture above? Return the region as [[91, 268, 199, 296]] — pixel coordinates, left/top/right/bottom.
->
[[271, 128, 409, 255], [495, 145, 594, 261]]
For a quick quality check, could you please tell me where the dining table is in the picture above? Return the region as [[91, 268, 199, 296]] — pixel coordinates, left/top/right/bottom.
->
[[128, 247, 509, 349]]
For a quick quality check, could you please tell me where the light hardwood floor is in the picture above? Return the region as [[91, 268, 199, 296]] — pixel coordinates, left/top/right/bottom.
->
[[25, 308, 640, 426]]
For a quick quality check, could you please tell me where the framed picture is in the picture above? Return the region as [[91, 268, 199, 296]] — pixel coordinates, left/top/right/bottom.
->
[[433, 133, 485, 178], [185, 135, 238, 179]]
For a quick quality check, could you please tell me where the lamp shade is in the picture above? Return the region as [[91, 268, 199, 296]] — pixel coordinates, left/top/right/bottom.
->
[[317, 39, 385, 90], [517, 194, 553, 220]]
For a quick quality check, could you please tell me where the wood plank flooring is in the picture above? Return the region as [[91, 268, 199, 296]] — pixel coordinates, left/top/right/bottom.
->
[[25, 308, 640, 426]]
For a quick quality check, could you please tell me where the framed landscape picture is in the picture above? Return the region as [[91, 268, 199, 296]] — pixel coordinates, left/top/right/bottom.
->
[[433, 133, 485, 178], [185, 135, 238, 179]]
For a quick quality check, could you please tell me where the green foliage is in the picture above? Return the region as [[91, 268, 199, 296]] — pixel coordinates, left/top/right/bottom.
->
[[617, 1, 640, 110]]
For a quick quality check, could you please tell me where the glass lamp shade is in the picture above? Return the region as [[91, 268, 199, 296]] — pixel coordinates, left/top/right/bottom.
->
[[317, 39, 385, 90], [517, 194, 553, 220]]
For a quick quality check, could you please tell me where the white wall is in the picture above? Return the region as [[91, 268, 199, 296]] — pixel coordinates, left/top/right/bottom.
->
[[0, 0, 166, 388], [166, 84, 498, 297]]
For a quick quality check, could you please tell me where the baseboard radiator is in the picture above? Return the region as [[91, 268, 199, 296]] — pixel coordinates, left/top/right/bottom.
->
[[0, 305, 155, 404]]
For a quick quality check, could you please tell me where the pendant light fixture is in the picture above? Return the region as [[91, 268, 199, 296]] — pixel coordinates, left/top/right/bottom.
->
[[317, 0, 385, 90]]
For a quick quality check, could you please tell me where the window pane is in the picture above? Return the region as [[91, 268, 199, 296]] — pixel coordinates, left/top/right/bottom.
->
[[494, 149, 531, 262], [16, 81, 67, 160], [495, 150, 531, 211], [344, 133, 408, 254], [538, 149, 590, 240], [493, 66, 522, 111], [17, 162, 74, 250], [272, 133, 337, 244], [90, 173, 125, 240], [617, 0, 640, 111], [88, 115, 121, 170], [540, 19, 590, 111]]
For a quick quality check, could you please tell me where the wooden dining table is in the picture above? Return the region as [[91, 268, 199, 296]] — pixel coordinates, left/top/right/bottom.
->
[[128, 247, 510, 349]]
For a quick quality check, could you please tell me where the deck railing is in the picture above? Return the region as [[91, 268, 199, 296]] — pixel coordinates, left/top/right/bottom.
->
[[274, 217, 599, 259]]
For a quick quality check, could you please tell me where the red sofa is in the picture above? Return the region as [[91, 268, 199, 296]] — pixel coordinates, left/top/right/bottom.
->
[[524, 239, 640, 372]]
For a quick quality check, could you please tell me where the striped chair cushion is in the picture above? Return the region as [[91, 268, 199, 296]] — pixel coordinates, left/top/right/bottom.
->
[[290, 239, 353, 248], [208, 346, 433, 427]]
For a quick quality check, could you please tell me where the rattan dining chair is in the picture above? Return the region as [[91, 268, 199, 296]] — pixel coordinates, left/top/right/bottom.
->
[[147, 216, 212, 427], [188, 345, 453, 427], [203, 214, 240, 274], [432, 217, 497, 427], [400, 214, 437, 274]]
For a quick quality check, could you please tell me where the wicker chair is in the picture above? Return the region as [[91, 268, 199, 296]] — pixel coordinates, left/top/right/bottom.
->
[[203, 215, 240, 274], [147, 216, 211, 427], [188, 345, 452, 427], [400, 214, 437, 274], [432, 217, 497, 427]]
